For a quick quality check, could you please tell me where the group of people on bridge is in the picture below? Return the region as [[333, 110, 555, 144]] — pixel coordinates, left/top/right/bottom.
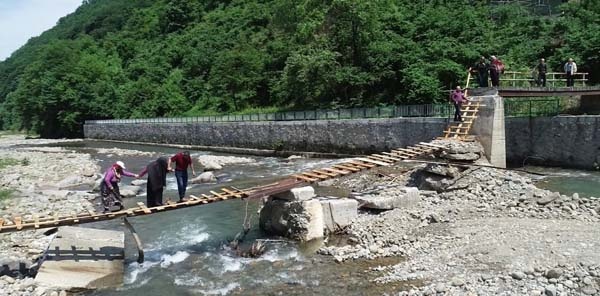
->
[[100, 151, 196, 213], [468, 56, 579, 88]]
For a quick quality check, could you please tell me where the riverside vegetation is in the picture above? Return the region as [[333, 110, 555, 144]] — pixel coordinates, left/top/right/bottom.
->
[[0, 0, 598, 138]]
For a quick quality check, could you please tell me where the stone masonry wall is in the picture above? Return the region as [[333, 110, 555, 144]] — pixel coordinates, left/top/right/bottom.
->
[[84, 118, 449, 155]]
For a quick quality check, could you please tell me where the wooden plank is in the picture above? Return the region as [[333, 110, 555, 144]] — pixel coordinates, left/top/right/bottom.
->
[[53, 214, 60, 225], [394, 148, 420, 155], [381, 152, 408, 159], [366, 155, 395, 165], [419, 142, 445, 149], [72, 213, 79, 223], [0, 218, 4, 231], [210, 191, 230, 200], [373, 153, 402, 161], [302, 172, 330, 180], [391, 150, 416, 158], [322, 167, 351, 175], [312, 169, 337, 177], [14, 216, 22, 230], [348, 161, 375, 168], [34, 215, 40, 229], [137, 202, 151, 214], [333, 164, 360, 172], [221, 188, 243, 198], [292, 174, 318, 182], [357, 157, 390, 166]]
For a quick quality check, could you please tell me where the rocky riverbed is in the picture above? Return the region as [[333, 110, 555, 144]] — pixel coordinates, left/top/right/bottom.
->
[[318, 143, 600, 295]]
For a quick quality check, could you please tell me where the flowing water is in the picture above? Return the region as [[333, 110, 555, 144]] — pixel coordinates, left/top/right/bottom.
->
[[34, 141, 600, 295]]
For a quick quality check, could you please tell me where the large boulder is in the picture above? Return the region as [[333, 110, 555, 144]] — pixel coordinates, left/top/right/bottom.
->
[[200, 160, 223, 171], [57, 176, 83, 189], [353, 187, 421, 210], [320, 198, 358, 233], [259, 199, 324, 241], [190, 172, 217, 184]]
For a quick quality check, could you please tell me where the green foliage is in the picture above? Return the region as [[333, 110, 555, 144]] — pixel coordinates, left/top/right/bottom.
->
[[0, 0, 598, 137], [0, 158, 19, 169], [0, 189, 12, 202]]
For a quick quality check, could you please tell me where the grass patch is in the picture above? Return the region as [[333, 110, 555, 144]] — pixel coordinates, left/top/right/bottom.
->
[[0, 158, 20, 170], [0, 189, 13, 201]]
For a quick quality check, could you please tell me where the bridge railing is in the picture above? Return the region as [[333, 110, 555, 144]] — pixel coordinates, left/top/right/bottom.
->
[[469, 71, 588, 88], [504, 98, 561, 117]]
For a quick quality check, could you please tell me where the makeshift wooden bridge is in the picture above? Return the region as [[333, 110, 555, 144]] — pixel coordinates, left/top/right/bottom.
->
[[0, 142, 447, 234]]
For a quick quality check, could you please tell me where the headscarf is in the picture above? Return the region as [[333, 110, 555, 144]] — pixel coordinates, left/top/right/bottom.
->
[[147, 157, 169, 191]]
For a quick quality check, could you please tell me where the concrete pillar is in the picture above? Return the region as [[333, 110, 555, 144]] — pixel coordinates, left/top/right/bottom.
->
[[470, 90, 507, 168]]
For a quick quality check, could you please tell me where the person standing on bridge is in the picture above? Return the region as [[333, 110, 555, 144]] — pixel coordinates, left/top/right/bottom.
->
[[564, 58, 577, 87], [450, 86, 469, 122], [536, 58, 547, 87], [168, 151, 196, 202], [490, 56, 505, 87], [469, 56, 490, 87], [138, 157, 170, 207], [100, 161, 139, 213]]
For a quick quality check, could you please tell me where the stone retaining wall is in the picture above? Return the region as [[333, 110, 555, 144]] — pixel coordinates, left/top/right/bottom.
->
[[84, 115, 600, 169]]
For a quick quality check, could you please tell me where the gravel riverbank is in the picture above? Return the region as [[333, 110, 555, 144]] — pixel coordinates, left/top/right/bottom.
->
[[319, 161, 600, 295]]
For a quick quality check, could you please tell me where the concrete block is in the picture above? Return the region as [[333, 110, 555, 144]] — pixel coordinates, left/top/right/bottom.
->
[[320, 198, 358, 232], [259, 198, 324, 242], [35, 226, 124, 290], [272, 186, 315, 201], [354, 187, 421, 210]]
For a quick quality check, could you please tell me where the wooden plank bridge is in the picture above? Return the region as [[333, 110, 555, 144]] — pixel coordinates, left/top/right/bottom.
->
[[0, 141, 446, 234]]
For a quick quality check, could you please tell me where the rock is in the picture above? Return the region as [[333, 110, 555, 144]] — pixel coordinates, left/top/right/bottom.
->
[[131, 179, 147, 186], [259, 198, 324, 242], [582, 276, 594, 285], [511, 271, 526, 280], [537, 192, 560, 206], [119, 185, 141, 197], [200, 160, 222, 171], [442, 152, 480, 161], [564, 280, 574, 289], [320, 198, 358, 232], [50, 292, 59, 296], [353, 187, 420, 210], [451, 277, 465, 287], [424, 164, 460, 178], [59, 291, 67, 296], [0, 276, 15, 284], [287, 155, 303, 160], [273, 186, 315, 202], [57, 176, 83, 189], [582, 287, 597, 295], [190, 172, 217, 184], [544, 285, 557, 296], [545, 268, 562, 279], [434, 283, 447, 293]]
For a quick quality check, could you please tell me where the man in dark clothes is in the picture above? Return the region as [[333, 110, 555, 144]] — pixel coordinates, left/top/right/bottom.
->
[[469, 56, 489, 87], [536, 58, 547, 87], [139, 157, 170, 207]]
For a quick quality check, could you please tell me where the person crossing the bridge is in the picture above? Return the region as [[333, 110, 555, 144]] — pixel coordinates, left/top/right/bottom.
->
[[168, 151, 196, 202], [100, 161, 138, 213], [450, 86, 469, 122], [469, 56, 490, 87], [138, 157, 170, 207], [489, 55, 505, 87]]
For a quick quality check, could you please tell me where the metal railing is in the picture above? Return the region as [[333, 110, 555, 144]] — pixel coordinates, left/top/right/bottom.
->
[[504, 98, 561, 117], [85, 98, 572, 125], [85, 104, 457, 125], [469, 71, 588, 88]]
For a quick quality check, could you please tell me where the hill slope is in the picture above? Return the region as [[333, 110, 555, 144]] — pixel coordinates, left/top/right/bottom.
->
[[0, 0, 598, 137]]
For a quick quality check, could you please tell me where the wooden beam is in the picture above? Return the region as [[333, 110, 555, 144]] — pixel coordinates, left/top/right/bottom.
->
[[137, 202, 151, 214], [333, 164, 360, 172], [322, 167, 351, 175]]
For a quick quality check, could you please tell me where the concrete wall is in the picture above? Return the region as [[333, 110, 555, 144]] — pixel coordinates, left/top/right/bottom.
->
[[505, 116, 600, 169], [84, 118, 449, 155], [471, 95, 507, 168]]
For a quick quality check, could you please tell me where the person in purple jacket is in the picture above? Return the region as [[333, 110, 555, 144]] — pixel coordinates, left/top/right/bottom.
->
[[450, 86, 469, 122], [100, 161, 138, 212]]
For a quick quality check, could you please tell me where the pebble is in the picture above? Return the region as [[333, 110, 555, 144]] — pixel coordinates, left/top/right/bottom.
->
[[544, 285, 557, 296], [545, 269, 562, 279], [511, 271, 527, 280], [434, 283, 447, 293], [582, 287, 598, 295], [451, 277, 465, 287], [582, 276, 594, 285]]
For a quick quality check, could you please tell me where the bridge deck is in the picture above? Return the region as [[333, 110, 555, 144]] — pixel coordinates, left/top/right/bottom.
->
[[498, 86, 600, 97], [0, 142, 445, 233]]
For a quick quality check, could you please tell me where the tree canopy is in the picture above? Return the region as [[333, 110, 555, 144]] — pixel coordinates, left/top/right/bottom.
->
[[0, 0, 598, 137]]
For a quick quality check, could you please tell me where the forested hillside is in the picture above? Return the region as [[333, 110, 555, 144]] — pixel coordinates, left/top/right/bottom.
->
[[0, 0, 598, 137]]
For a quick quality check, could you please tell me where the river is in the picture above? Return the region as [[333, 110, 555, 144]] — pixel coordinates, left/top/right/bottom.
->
[[43, 141, 600, 295]]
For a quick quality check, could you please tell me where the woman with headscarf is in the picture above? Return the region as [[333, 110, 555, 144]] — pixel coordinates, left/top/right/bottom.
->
[[138, 157, 171, 207], [100, 161, 138, 212]]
